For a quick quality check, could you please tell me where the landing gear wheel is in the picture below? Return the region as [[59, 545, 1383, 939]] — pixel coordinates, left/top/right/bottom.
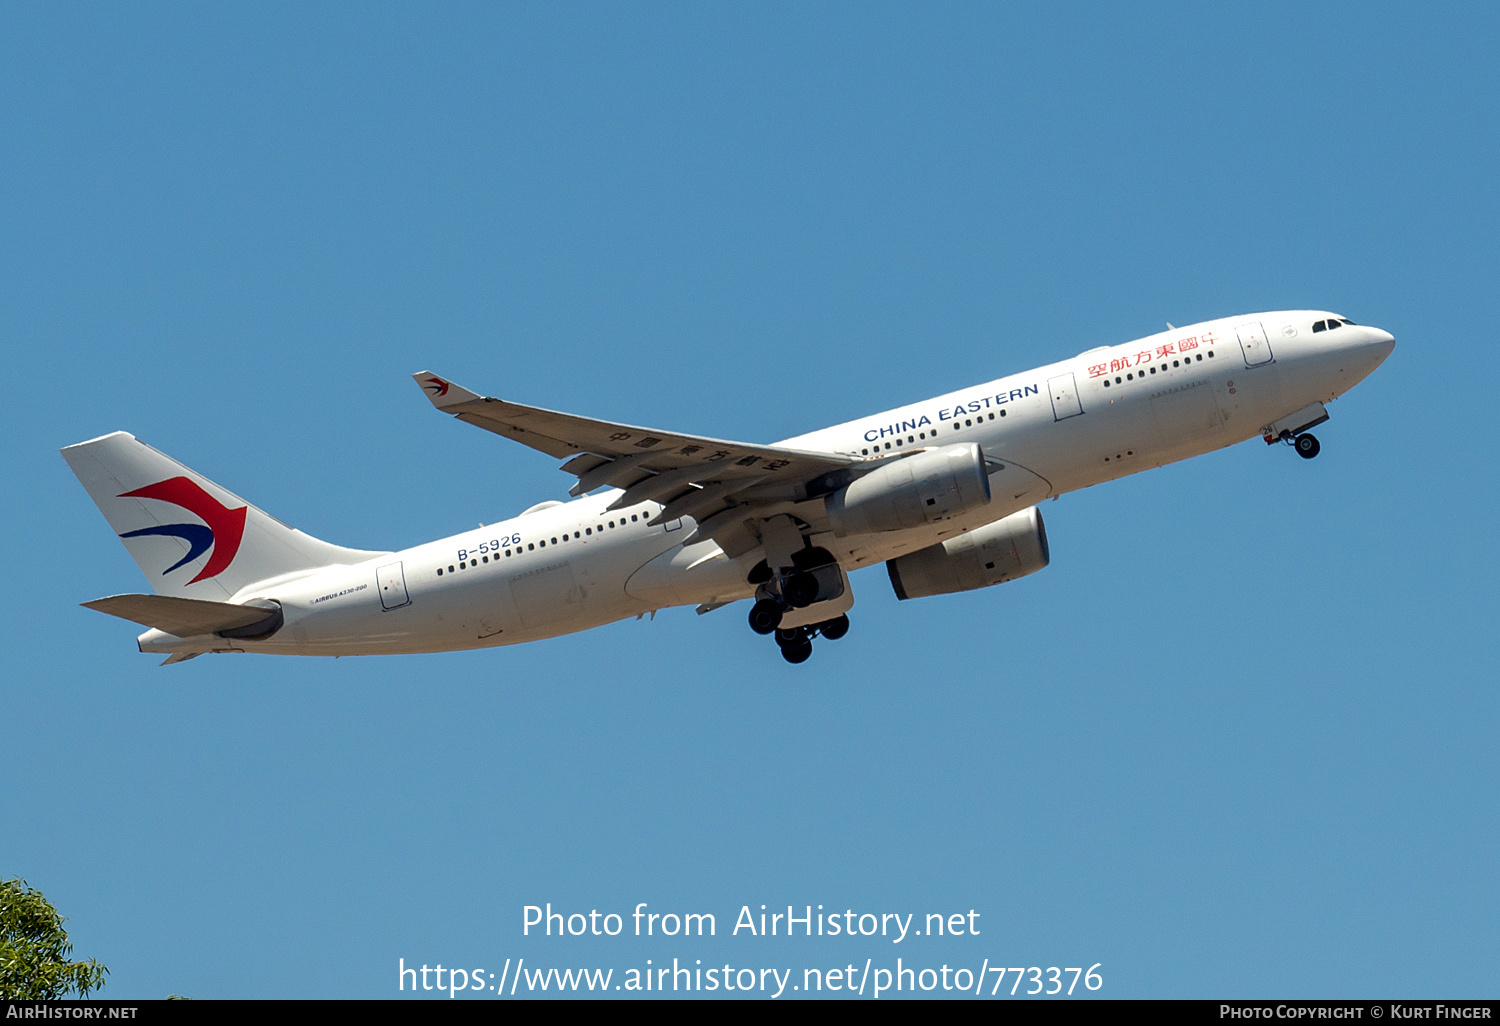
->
[[817, 614, 850, 641], [774, 627, 805, 647], [1295, 433, 1321, 459], [780, 638, 813, 664], [783, 573, 820, 608], [748, 599, 783, 635]]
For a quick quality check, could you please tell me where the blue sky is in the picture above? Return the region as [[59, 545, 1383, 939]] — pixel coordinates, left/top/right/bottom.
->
[[3, 2, 1497, 999]]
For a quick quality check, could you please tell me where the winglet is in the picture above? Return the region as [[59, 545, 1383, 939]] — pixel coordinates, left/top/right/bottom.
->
[[412, 371, 483, 410]]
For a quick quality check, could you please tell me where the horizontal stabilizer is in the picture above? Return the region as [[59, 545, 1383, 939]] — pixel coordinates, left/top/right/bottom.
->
[[82, 593, 279, 638]]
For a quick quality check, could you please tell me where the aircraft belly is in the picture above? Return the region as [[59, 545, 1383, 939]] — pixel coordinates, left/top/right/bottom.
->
[[625, 539, 755, 608]]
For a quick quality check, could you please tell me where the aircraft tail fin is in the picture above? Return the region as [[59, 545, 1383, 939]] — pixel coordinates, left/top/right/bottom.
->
[[61, 432, 386, 600]]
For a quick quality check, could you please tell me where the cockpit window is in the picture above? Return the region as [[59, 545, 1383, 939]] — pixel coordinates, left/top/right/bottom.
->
[[1312, 320, 1327, 332], [1327, 319, 1341, 330], [1340, 318, 1356, 325]]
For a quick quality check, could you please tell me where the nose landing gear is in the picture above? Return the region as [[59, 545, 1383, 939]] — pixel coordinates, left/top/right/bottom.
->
[[1265, 405, 1330, 460]]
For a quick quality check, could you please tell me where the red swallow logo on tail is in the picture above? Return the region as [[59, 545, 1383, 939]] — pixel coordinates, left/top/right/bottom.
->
[[116, 477, 247, 583]]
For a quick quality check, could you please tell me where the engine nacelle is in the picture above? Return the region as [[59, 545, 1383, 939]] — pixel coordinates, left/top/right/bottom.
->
[[886, 506, 1050, 600], [825, 443, 990, 536]]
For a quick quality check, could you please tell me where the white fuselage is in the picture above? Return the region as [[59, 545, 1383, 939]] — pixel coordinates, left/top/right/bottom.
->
[[139, 311, 1394, 657]]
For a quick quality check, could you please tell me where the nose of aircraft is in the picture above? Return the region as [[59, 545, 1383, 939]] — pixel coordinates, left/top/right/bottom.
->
[[1338, 325, 1395, 384], [1366, 326, 1396, 365]]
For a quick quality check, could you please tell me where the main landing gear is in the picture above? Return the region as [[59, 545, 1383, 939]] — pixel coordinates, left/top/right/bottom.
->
[[745, 520, 852, 664], [772, 615, 850, 664], [747, 600, 852, 663], [748, 599, 783, 635], [745, 569, 825, 634]]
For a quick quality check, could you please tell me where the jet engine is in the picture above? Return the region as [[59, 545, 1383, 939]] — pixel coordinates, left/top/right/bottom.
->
[[825, 443, 990, 536], [886, 506, 1049, 600]]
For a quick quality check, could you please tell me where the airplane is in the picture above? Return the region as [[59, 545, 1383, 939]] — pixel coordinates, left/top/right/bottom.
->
[[63, 310, 1393, 665]]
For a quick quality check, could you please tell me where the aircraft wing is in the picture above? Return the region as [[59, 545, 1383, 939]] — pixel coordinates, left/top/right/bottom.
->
[[412, 371, 861, 549]]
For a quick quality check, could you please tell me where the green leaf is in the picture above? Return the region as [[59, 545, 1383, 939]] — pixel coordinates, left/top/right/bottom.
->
[[0, 878, 109, 999]]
